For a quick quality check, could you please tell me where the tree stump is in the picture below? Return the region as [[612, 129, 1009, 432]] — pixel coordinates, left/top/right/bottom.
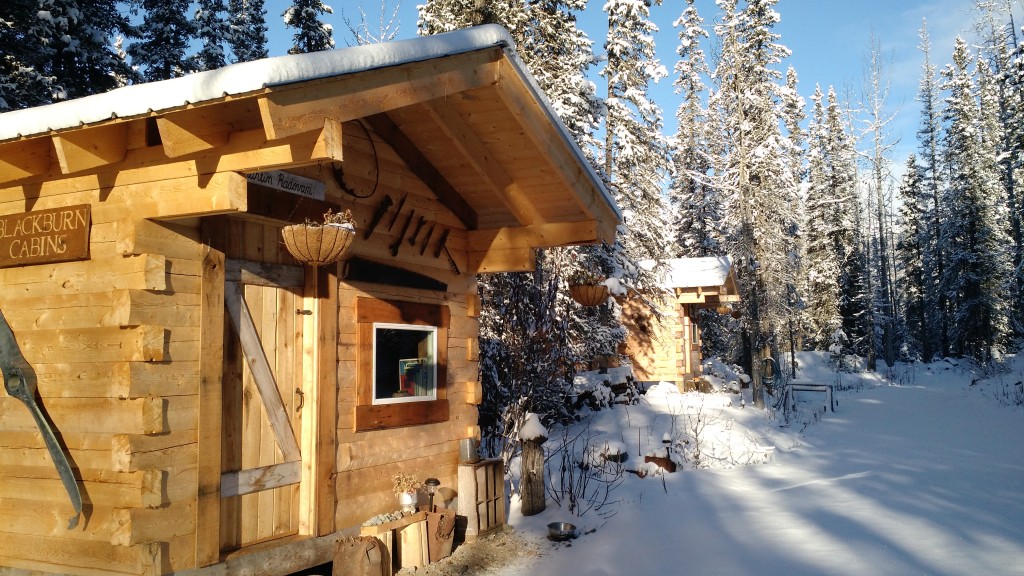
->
[[520, 437, 546, 516]]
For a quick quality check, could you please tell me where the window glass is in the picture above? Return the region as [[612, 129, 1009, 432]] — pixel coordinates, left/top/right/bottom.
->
[[372, 323, 437, 404]]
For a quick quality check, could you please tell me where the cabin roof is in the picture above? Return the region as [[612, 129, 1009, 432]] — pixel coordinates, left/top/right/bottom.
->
[[0, 26, 620, 270], [639, 257, 740, 305]]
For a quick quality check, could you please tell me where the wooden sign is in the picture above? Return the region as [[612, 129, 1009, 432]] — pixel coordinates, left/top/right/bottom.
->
[[246, 170, 325, 201], [0, 204, 91, 268]]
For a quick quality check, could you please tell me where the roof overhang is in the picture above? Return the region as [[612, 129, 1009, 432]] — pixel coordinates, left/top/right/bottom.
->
[[0, 26, 620, 273]]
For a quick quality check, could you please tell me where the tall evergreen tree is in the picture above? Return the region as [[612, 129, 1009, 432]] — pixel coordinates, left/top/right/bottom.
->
[[707, 0, 795, 402], [602, 0, 672, 272], [1, 0, 59, 110], [1, 0, 133, 109], [803, 86, 858, 351], [916, 19, 948, 360], [193, 0, 231, 70], [669, 0, 717, 258], [128, 0, 197, 81], [895, 153, 927, 359], [228, 0, 268, 62], [284, 0, 335, 53], [939, 37, 1012, 359]]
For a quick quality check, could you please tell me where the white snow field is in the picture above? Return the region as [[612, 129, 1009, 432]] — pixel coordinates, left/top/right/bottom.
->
[[498, 353, 1024, 576]]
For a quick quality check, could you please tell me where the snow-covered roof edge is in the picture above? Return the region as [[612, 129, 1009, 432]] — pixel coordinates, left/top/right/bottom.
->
[[640, 256, 734, 289], [0, 25, 619, 221], [0, 26, 512, 141]]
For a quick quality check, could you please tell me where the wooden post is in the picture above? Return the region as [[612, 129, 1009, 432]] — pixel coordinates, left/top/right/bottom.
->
[[520, 436, 546, 516]]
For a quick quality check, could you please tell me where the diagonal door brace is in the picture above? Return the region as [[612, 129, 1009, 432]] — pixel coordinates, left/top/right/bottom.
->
[[0, 309, 83, 530]]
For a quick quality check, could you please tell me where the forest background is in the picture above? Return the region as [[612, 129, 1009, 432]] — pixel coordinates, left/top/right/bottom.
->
[[2, 0, 1023, 464]]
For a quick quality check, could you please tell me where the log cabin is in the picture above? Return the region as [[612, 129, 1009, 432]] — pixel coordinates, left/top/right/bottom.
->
[[0, 25, 620, 576], [620, 257, 740, 390]]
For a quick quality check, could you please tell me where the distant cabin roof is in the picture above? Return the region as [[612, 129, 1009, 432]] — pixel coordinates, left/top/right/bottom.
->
[[643, 257, 734, 289]]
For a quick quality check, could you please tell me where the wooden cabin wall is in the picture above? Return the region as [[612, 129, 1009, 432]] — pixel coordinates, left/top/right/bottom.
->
[[0, 146, 211, 575], [328, 120, 481, 531], [620, 297, 688, 387]]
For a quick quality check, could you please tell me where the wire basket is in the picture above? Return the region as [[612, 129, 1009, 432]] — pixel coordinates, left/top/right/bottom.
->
[[281, 223, 355, 267], [569, 284, 609, 307]]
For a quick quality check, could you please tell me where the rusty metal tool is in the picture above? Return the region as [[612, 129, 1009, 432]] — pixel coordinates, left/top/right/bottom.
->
[[419, 223, 436, 255], [443, 244, 461, 275], [389, 208, 415, 256], [386, 193, 408, 231], [408, 216, 427, 246], [363, 194, 393, 239], [433, 227, 450, 258], [1, 309, 82, 530]]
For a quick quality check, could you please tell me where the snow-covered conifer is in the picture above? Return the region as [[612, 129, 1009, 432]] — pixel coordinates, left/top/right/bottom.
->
[[284, 0, 334, 53], [895, 154, 927, 359], [939, 37, 1012, 358], [128, 0, 197, 81], [193, 0, 231, 71], [228, 0, 269, 62]]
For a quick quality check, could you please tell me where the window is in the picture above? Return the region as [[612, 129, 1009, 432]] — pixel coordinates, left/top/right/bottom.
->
[[373, 323, 438, 404], [355, 297, 450, 431]]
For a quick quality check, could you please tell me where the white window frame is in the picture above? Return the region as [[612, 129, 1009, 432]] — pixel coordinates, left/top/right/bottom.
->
[[371, 322, 438, 405]]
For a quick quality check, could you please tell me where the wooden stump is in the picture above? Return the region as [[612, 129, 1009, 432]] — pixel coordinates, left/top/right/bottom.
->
[[520, 437, 546, 516]]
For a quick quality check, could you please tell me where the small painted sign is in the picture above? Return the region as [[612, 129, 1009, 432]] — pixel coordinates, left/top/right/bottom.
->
[[0, 204, 91, 268], [246, 170, 325, 201]]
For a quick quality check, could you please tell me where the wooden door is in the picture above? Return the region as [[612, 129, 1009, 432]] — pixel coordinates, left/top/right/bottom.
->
[[220, 270, 306, 551]]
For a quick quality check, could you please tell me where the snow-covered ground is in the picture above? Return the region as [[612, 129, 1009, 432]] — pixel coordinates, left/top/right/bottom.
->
[[497, 352, 1024, 576]]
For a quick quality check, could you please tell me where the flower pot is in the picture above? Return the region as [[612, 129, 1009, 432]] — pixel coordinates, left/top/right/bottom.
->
[[569, 284, 609, 307], [398, 490, 417, 513], [281, 222, 355, 267]]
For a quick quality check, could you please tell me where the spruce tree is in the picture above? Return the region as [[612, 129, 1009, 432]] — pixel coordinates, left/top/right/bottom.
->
[[916, 19, 947, 360], [708, 0, 795, 401], [228, 0, 268, 62], [193, 0, 231, 71], [284, 0, 335, 53], [940, 37, 1012, 359], [895, 154, 927, 359], [128, 0, 197, 81], [0, 0, 57, 110], [669, 0, 717, 258], [602, 0, 672, 274]]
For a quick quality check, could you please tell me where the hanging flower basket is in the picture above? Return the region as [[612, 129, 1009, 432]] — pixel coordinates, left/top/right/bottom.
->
[[281, 209, 356, 267], [569, 283, 609, 307]]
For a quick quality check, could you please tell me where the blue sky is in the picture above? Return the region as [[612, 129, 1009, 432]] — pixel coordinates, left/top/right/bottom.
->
[[264, 0, 1022, 178]]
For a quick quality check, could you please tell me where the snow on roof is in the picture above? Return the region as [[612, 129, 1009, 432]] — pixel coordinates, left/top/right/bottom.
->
[[0, 24, 621, 221], [0, 25, 515, 141], [641, 257, 733, 289]]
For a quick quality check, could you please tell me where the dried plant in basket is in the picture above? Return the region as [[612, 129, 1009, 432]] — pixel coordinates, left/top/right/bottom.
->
[[281, 209, 356, 266]]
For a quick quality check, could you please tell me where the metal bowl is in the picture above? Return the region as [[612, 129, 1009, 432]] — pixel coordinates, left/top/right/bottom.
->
[[547, 522, 577, 541]]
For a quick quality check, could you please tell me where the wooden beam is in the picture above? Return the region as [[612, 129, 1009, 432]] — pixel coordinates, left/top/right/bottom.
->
[[309, 265, 337, 536], [223, 281, 301, 462], [195, 244, 224, 568], [0, 137, 52, 184], [157, 108, 234, 158], [492, 59, 618, 241], [468, 246, 535, 274], [363, 113, 478, 229], [467, 221, 599, 253], [51, 122, 128, 174], [257, 48, 502, 140], [2, 121, 340, 197], [421, 99, 542, 226]]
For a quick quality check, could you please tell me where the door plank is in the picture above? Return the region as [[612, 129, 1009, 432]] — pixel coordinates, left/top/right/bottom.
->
[[224, 282, 301, 462], [220, 461, 301, 498]]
